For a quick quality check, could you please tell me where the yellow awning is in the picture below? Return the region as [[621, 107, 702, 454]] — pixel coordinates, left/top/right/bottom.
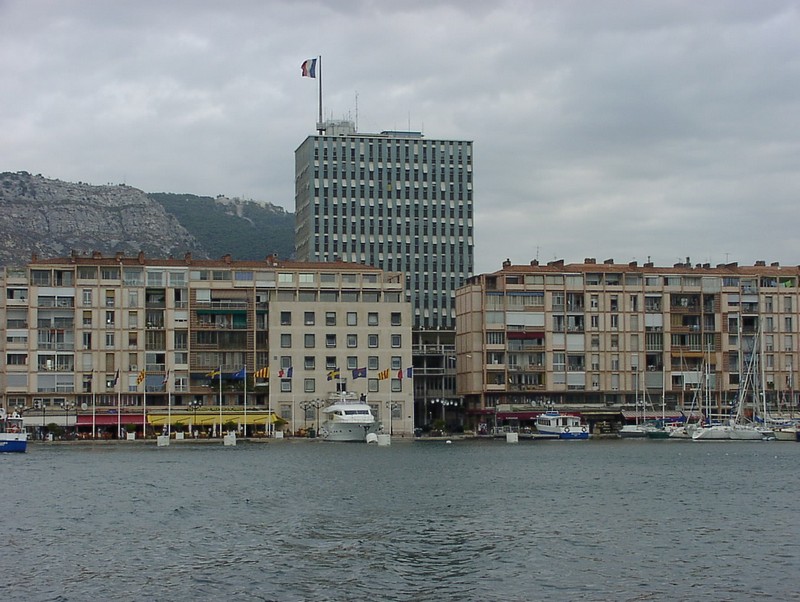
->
[[147, 412, 283, 426]]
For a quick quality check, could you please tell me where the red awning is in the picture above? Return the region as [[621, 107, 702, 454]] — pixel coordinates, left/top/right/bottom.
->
[[76, 414, 147, 426], [506, 331, 544, 340]]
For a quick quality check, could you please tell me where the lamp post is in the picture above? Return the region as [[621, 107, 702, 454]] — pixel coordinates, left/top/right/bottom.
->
[[299, 399, 325, 437], [385, 400, 400, 435], [189, 399, 202, 437], [60, 400, 74, 439]]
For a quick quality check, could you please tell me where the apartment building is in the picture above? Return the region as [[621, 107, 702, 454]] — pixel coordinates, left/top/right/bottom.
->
[[456, 258, 800, 429], [1, 252, 414, 436], [295, 121, 475, 428]]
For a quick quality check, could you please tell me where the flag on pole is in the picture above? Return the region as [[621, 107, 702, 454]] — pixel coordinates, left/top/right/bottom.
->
[[206, 368, 220, 379], [405, 367, 414, 379], [136, 369, 145, 385], [301, 57, 317, 78], [232, 367, 246, 380], [254, 366, 270, 379], [378, 369, 390, 381], [279, 367, 294, 378], [352, 367, 367, 379], [326, 368, 340, 381], [162, 370, 170, 387], [112, 369, 120, 386]]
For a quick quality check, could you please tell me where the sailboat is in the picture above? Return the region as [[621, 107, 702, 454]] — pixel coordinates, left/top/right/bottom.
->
[[646, 371, 671, 439], [619, 367, 650, 438], [693, 327, 770, 441]]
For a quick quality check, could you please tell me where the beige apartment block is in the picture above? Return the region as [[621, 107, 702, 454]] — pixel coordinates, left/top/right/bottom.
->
[[1, 252, 414, 437], [455, 258, 800, 430]]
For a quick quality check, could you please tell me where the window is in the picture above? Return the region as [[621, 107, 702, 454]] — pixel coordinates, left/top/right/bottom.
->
[[325, 356, 337, 370], [368, 312, 379, 326], [391, 312, 401, 326], [347, 312, 357, 326], [304, 378, 315, 393], [391, 356, 402, 370], [105, 333, 115, 348], [368, 356, 379, 370], [304, 356, 316, 370], [325, 312, 336, 326], [304, 311, 315, 325], [368, 334, 378, 348], [106, 311, 115, 325], [280, 311, 291, 326], [391, 378, 402, 392], [391, 334, 401, 348], [304, 334, 315, 348], [326, 334, 337, 348], [82, 290, 92, 306], [347, 356, 358, 370], [281, 379, 292, 392], [281, 334, 291, 348], [368, 378, 379, 392], [347, 334, 357, 348]]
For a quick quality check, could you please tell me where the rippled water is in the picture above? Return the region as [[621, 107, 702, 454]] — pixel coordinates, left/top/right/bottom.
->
[[3, 438, 799, 601]]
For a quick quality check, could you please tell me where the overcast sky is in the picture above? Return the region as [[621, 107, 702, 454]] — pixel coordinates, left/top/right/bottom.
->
[[2, 0, 799, 274]]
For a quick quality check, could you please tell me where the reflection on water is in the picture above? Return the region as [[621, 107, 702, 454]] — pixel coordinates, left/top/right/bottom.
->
[[2, 439, 799, 601]]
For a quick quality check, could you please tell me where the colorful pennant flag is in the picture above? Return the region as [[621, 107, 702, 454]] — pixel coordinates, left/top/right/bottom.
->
[[136, 369, 145, 385], [378, 369, 390, 381], [254, 366, 270, 379]]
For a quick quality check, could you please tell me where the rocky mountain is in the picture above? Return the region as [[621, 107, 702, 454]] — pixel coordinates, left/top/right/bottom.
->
[[0, 172, 295, 267]]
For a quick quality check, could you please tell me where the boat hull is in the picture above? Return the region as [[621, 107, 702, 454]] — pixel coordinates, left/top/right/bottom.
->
[[0, 435, 27, 453], [774, 428, 800, 442], [320, 421, 375, 442], [692, 425, 765, 441]]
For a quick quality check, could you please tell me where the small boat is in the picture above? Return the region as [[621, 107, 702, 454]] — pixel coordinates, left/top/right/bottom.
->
[[319, 391, 377, 442], [618, 423, 649, 438], [0, 409, 28, 453], [535, 411, 590, 440], [773, 425, 799, 442]]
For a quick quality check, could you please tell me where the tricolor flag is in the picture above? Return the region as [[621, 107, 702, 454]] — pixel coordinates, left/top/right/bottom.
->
[[279, 367, 294, 378], [254, 366, 270, 379], [327, 368, 340, 381], [136, 369, 145, 385], [377, 369, 390, 381], [352, 367, 367, 379], [301, 58, 317, 78], [405, 367, 414, 379]]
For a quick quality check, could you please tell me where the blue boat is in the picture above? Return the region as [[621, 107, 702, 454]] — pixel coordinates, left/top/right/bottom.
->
[[0, 410, 28, 453]]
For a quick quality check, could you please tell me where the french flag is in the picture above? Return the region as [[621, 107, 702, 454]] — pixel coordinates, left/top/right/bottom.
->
[[301, 58, 317, 78]]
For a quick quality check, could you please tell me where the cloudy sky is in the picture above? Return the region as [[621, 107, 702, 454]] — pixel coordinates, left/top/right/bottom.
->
[[2, 0, 799, 274]]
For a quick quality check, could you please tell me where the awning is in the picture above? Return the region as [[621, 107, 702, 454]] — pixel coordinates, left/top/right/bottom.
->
[[148, 412, 284, 426], [76, 414, 146, 426], [497, 411, 540, 421]]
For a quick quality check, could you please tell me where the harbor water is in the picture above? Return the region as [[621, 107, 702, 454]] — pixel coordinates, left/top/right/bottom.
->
[[3, 438, 799, 601]]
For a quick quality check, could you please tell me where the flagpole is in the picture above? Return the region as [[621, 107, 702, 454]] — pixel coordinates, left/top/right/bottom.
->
[[167, 379, 171, 437], [142, 373, 147, 440], [268, 367, 272, 438], [91, 371, 96, 439], [243, 366, 247, 438], [317, 54, 324, 134], [116, 375, 121, 440], [218, 365, 223, 438]]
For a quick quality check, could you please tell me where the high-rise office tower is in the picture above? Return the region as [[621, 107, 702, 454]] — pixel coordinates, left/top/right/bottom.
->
[[295, 121, 474, 330]]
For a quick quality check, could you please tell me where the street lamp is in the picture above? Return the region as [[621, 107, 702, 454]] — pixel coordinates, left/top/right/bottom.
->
[[299, 398, 325, 437], [60, 400, 74, 439], [385, 400, 401, 435], [189, 399, 203, 437]]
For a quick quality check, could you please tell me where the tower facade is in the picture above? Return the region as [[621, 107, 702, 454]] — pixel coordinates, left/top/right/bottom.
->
[[295, 123, 474, 330]]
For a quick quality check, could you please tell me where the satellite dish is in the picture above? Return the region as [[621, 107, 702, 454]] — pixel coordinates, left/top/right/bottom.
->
[[81, 403, 88, 410]]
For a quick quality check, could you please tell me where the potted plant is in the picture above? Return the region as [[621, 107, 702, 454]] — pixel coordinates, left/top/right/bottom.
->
[[124, 423, 137, 440]]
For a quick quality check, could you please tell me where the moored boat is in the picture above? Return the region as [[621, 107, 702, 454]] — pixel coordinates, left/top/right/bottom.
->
[[0, 409, 28, 453], [319, 391, 377, 442], [535, 411, 589, 440]]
